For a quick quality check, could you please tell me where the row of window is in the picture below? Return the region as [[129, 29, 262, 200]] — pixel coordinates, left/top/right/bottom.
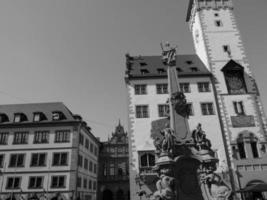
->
[[78, 154, 97, 174], [0, 152, 69, 168], [79, 133, 98, 156], [77, 177, 97, 190], [103, 161, 128, 177], [135, 103, 215, 118], [5, 176, 66, 189], [139, 67, 200, 75], [135, 100, 247, 119], [0, 130, 70, 145], [135, 82, 211, 95], [234, 141, 260, 160], [0, 111, 66, 123], [102, 146, 128, 154]]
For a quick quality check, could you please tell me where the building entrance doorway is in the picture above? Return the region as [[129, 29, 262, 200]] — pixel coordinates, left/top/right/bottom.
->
[[251, 192, 264, 200], [117, 189, 124, 200], [103, 189, 113, 200]]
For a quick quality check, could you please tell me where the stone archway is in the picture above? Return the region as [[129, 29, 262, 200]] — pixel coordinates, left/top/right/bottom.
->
[[244, 180, 265, 200], [116, 189, 124, 200], [103, 189, 113, 200]]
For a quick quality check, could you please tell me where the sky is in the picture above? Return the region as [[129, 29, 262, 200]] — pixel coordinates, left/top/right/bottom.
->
[[0, 0, 266, 140]]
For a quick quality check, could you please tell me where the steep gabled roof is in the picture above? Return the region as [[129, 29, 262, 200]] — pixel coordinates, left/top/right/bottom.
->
[[221, 59, 244, 72], [125, 54, 211, 80]]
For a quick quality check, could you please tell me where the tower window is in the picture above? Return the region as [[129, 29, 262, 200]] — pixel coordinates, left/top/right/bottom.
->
[[215, 20, 223, 27], [135, 105, 149, 118], [251, 142, 259, 158], [223, 45, 231, 54], [233, 101, 245, 115], [237, 142, 246, 159]]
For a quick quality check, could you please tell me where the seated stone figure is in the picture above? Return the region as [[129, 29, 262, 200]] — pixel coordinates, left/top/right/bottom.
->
[[192, 123, 211, 151]]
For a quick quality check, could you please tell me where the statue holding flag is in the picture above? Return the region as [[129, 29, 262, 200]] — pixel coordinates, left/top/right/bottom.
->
[[160, 42, 177, 67]]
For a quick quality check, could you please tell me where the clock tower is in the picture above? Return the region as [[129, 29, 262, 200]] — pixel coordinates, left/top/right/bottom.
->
[[187, 0, 267, 196]]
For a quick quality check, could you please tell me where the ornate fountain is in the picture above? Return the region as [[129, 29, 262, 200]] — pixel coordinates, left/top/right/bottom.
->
[[149, 43, 232, 200]]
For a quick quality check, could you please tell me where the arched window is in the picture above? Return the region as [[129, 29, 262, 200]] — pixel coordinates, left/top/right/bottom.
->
[[234, 132, 260, 160], [237, 141, 246, 159]]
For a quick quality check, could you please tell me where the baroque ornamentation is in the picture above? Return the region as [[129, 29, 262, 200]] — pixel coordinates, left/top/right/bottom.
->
[[170, 92, 190, 118]]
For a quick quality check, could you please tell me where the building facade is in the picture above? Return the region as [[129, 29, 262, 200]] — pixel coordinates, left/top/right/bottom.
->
[[97, 122, 129, 200], [125, 55, 228, 199], [0, 102, 99, 200], [126, 0, 267, 199], [187, 0, 267, 199]]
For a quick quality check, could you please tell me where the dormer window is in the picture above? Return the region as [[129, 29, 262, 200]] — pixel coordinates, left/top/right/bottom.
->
[[52, 111, 66, 121], [186, 60, 193, 65], [140, 69, 149, 75], [0, 113, 9, 123], [190, 67, 198, 72], [215, 20, 223, 27], [157, 68, 166, 74], [139, 62, 147, 67], [14, 113, 28, 123], [33, 112, 47, 122]]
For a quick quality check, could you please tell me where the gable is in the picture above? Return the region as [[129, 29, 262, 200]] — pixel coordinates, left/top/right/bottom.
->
[[221, 60, 244, 72]]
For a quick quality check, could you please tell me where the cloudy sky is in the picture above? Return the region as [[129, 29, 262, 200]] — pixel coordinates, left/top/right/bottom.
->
[[0, 0, 266, 140]]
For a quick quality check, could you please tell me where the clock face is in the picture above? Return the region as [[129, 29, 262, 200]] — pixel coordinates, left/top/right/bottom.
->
[[227, 76, 243, 90], [225, 70, 246, 94]]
